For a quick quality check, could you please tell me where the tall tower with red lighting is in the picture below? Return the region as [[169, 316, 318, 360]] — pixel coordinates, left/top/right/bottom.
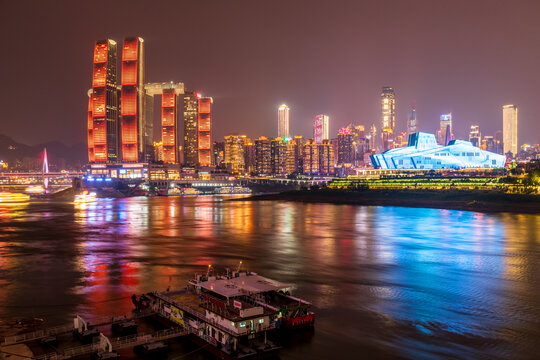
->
[[161, 88, 178, 163], [198, 97, 213, 166], [121, 37, 145, 162], [89, 39, 119, 163]]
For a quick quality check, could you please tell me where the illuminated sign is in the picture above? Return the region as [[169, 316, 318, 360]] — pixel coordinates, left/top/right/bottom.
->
[[123, 164, 143, 168], [91, 164, 107, 169]]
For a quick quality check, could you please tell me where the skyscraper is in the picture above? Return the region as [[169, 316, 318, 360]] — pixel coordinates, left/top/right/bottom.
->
[[407, 101, 418, 135], [337, 127, 354, 165], [271, 138, 287, 175], [503, 104, 518, 155], [144, 82, 184, 164], [381, 87, 396, 131], [381, 87, 395, 152], [224, 135, 248, 173], [469, 125, 481, 148], [318, 140, 334, 175], [437, 113, 454, 145], [161, 88, 178, 163], [89, 39, 119, 163], [255, 136, 271, 175], [198, 97, 213, 166], [183, 91, 199, 166], [314, 114, 329, 144], [278, 104, 290, 138], [303, 140, 319, 175], [120, 37, 145, 162]]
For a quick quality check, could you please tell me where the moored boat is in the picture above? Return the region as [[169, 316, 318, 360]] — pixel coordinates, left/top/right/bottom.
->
[[133, 263, 314, 359], [0, 191, 30, 204]]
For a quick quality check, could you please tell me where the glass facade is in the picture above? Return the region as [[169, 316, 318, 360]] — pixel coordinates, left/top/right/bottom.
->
[[370, 132, 506, 170]]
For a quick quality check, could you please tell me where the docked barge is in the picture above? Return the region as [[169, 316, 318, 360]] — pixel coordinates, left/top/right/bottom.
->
[[133, 265, 314, 359]]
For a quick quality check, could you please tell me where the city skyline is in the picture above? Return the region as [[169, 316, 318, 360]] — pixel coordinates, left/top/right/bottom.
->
[[1, 0, 540, 147]]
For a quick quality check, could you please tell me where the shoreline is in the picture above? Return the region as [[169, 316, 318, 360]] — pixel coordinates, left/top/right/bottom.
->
[[234, 189, 540, 214]]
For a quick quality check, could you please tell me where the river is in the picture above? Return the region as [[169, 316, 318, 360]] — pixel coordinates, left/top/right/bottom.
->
[[0, 197, 539, 359]]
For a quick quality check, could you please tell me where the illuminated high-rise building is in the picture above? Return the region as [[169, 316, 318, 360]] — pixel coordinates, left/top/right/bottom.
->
[[87, 90, 94, 162], [89, 39, 119, 163], [469, 125, 481, 148], [318, 140, 334, 175], [293, 135, 305, 174], [381, 87, 395, 132], [255, 136, 272, 175], [303, 140, 319, 175], [120, 37, 145, 162], [271, 138, 287, 175], [337, 127, 354, 165], [244, 142, 256, 174], [278, 104, 290, 138], [161, 88, 178, 163], [503, 104, 518, 155], [407, 101, 418, 135], [224, 135, 248, 173], [369, 124, 377, 152], [183, 91, 199, 166], [314, 114, 329, 144], [437, 113, 454, 145], [198, 97, 213, 166], [144, 82, 184, 164]]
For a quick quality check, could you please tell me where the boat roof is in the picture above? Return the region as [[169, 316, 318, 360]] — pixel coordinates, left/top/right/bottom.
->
[[191, 272, 291, 298]]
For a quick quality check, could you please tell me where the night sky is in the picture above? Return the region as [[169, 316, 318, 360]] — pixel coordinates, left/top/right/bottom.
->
[[1, 0, 539, 146]]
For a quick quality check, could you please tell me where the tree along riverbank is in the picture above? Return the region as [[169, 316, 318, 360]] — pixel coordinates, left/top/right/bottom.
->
[[236, 189, 540, 214]]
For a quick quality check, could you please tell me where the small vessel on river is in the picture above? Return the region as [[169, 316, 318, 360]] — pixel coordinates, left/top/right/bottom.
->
[[0, 191, 30, 203], [132, 264, 314, 359]]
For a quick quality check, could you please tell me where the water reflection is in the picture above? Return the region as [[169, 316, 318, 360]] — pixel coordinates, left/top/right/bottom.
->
[[0, 198, 539, 359]]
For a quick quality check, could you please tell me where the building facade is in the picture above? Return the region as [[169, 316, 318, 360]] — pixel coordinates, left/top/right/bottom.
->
[[120, 37, 145, 162], [89, 39, 119, 163], [183, 91, 199, 166], [314, 114, 329, 144], [370, 132, 506, 170], [198, 97, 213, 166], [469, 125, 481, 148], [278, 104, 290, 139], [503, 104, 518, 156], [437, 113, 454, 145], [224, 135, 248, 173], [255, 136, 271, 175]]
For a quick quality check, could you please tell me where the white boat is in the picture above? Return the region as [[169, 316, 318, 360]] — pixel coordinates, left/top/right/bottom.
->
[[182, 187, 201, 195], [0, 191, 30, 203], [74, 190, 97, 203], [218, 186, 252, 195]]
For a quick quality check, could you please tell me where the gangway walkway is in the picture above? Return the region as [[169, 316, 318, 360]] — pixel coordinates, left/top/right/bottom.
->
[[35, 327, 192, 360], [1, 309, 155, 346]]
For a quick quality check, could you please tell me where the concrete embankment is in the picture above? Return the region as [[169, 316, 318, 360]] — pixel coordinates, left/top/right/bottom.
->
[[235, 189, 540, 214]]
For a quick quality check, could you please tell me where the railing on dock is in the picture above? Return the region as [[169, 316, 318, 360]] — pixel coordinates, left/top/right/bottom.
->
[[34, 327, 191, 360], [1, 308, 155, 346]]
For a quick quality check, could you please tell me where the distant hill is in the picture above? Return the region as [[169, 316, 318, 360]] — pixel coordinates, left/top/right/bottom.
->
[[0, 134, 86, 170]]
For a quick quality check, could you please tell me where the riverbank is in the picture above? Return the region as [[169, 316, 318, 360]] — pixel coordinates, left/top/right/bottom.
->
[[236, 189, 540, 214]]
